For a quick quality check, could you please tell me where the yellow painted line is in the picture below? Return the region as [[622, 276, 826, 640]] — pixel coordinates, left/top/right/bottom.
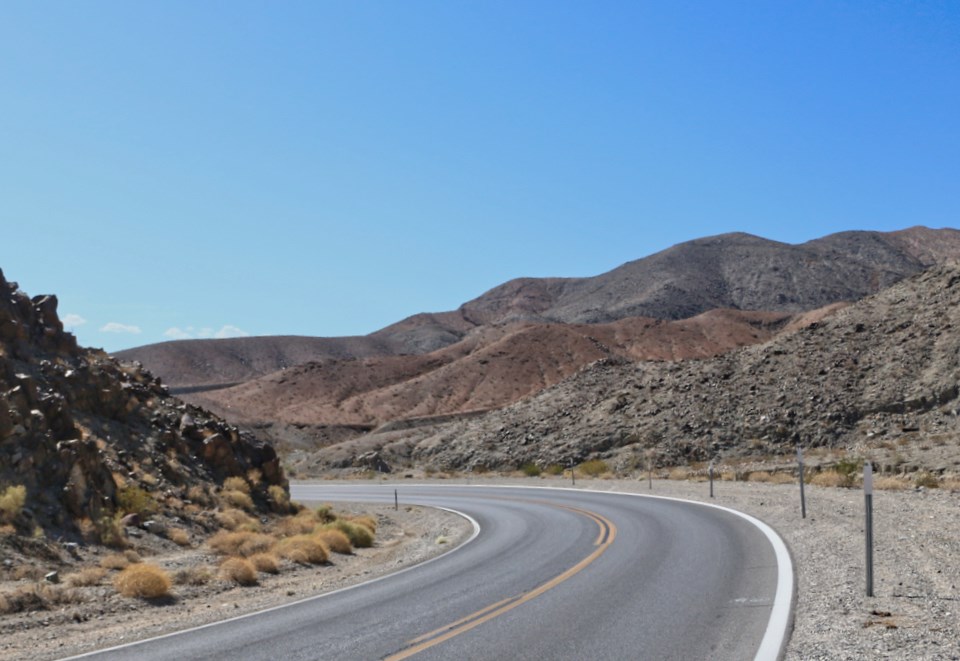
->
[[384, 504, 617, 661]]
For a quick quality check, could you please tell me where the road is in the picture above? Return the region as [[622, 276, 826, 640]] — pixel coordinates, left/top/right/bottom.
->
[[74, 484, 793, 661]]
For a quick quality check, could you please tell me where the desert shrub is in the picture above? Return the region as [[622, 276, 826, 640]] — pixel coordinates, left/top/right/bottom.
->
[[219, 558, 258, 586], [174, 566, 213, 586], [520, 463, 542, 477], [577, 459, 608, 477], [809, 470, 849, 488], [747, 471, 796, 485], [114, 564, 172, 599], [123, 549, 142, 563], [246, 469, 263, 486], [215, 508, 259, 531], [0, 583, 82, 614], [65, 567, 107, 587], [325, 520, 373, 548], [223, 476, 251, 495], [667, 467, 691, 481], [314, 504, 336, 523], [116, 485, 157, 516], [833, 457, 862, 487], [276, 535, 328, 564], [268, 485, 291, 513], [101, 553, 131, 570], [316, 529, 352, 554], [544, 464, 564, 476], [274, 510, 319, 537], [220, 490, 255, 512], [0, 485, 26, 523], [875, 476, 910, 491], [249, 552, 280, 574], [208, 531, 275, 557], [167, 528, 191, 547], [97, 515, 128, 548], [347, 515, 377, 533], [914, 472, 940, 489], [186, 485, 213, 507]]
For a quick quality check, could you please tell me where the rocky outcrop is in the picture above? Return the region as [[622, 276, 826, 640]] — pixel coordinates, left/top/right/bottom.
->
[[0, 268, 287, 539]]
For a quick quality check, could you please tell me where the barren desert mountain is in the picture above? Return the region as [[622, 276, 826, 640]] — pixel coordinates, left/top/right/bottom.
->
[[315, 261, 960, 473], [120, 226, 960, 394], [0, 268, 286, 546], [191, 309, 802, 438]]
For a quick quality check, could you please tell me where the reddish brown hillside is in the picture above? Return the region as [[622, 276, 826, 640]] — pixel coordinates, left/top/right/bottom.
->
[[195, 309, 814, 436]]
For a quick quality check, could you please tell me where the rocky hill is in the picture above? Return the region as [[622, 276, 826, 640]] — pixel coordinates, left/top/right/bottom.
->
[[189, 309, 808, 451], [300, 262, 960, 474], [119, 227, 960, 392], [0, 268, 286, 546]]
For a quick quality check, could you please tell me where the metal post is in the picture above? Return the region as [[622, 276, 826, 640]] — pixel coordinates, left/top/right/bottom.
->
[[798, 446, 806, 519], [709, 462, 714, 498], [571, 462, 576, 486], [648, 455, 652, 490], [394, 489, 398, 512], [864, 462, 874, 597]]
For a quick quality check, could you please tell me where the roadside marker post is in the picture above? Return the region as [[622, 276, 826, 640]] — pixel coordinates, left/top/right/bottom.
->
[[797, 446, 806, 519], [709, 462, 715, 498], [864, 462, 874, 597], [395, 489, 398, 512]]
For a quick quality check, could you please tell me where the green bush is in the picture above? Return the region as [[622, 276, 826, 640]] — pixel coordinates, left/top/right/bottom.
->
[[116, 485, 157, 516], [544, 464, 564, 476], [520, 463, 541, 477], [578, 459, 608, 477]]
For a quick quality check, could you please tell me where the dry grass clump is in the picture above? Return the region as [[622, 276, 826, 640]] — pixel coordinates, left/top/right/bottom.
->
[[874, 476, 911, 491], [914, 472, 941, 488], [219, 558, 258, 586], [220, 490, 255, 512], [101, 550, 141, 571], [268, 485, 292, 513], [667, 467, 692, 481], [347, 515, 377, 533], [249, 552, 281, 574], [325, 520, 374, 549], [11, 565, 44, 581], [316, 529, 353, 555], [174, 566, 214, 586], [208, 531, 275, 557], [65, 567, 107, 587], [809, 470, 851, 488], [273, 510, 320, 537], [276, 535, 329, 565], [942, 477, 960, 491], [747, 471, 796, 485], [215, 508, 259, 531], [0, 485, 27, 523], [223, 476, 251, 494], [113, 564, 172, 599], [167, 527, 191, 547], [577, 459, 609, 477], [187, 485, 213, 507], [0, 583, 83, 614]]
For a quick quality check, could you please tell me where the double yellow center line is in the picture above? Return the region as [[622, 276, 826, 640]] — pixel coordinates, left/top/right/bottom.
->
[[385, 502, 617, 660]]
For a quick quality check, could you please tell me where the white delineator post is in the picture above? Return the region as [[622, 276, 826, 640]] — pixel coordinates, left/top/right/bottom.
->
[[864, 462, 874, 597], [797, 445, 806, 519]]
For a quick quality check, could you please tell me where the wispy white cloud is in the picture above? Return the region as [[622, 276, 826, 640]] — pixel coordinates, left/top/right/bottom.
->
[[100, 322, 142, 334], [62, 313, 87, 330], [163, 325, 250, 340], [163, 327, 192, 340], [214, 325, 249, 339]]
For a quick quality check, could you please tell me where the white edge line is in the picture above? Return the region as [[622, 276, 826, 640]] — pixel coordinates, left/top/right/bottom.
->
[[370, 482, 795, 661], [59, 504, 481, 661]]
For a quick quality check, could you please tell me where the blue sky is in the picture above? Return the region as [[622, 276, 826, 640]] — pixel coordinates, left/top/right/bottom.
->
[[2, 1, 958, 352]]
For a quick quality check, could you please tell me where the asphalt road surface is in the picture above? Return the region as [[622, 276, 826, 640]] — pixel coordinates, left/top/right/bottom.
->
[[72, 484, 793, 661]]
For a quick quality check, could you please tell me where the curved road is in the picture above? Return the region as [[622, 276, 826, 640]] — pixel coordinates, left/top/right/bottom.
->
[[73, 485, 793, 661]]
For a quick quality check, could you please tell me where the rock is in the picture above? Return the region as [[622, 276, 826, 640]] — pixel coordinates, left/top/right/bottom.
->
[[44, 571, 60, 584]]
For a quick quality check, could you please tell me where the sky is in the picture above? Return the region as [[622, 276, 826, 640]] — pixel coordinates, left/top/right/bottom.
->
[[2, 1, 958, 352]]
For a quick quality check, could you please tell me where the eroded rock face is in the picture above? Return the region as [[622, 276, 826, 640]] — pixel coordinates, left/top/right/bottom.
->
[[0, 268, 287, 538]]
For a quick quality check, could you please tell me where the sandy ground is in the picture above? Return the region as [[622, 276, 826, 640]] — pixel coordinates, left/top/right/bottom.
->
[[2, 475, 959, 660]]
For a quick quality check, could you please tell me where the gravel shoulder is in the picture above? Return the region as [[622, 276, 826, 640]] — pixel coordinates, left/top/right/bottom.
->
[[3, 476, 958, 660]]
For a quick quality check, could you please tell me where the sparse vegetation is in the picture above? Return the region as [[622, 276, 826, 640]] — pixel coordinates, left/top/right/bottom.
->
[[578, 459, 608, 477], [0, 485, 26, 524], [914, 472, 940, 489], [174, 566, 214, 586], [113, 564, 172, 599], [520, 462, 542, 477], [220, 489, 255, 511], [249, 552, 281, 574], [223, 476, 251, 494], [268, 484, 291, 513], [116, 485, 157, 516], [167, 527, 191, 547], [325, 520, 373, 548], [215, 508, 259, 531], [544, 464, 564, 476], [65, 567, 108, 587], [316, 529, 352, 554], [208, 531, 275, 557], [219, 557, 259, 586], [276, 535, 329, 564]]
